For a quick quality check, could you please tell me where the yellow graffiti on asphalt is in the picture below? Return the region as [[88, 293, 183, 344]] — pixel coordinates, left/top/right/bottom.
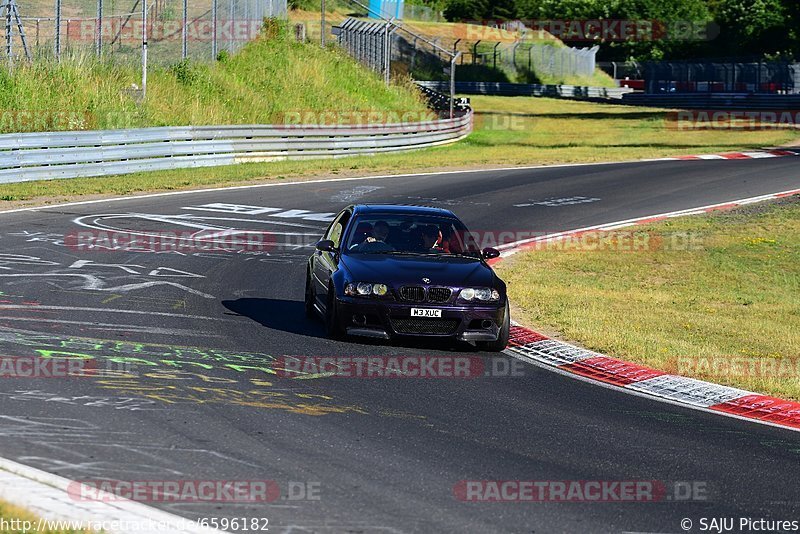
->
[[0, 328, 366, 416]]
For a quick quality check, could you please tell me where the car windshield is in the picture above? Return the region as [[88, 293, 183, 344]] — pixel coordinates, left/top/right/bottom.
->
[[344, 214, 482, 257]]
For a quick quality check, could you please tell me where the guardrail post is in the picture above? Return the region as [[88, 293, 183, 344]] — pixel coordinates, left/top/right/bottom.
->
[[54, 0, 60, 61], [181, 0, 187, 59], [384, 19, 392, 85], [211, 0, 218, 59], [141, 0, 147, 99], [450, 52, 460, 119], [321, 0, 326, 47], [96, 0, 102, 57]]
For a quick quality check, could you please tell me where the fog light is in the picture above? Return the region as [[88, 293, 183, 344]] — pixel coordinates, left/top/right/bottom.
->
[[373, 284, 388, 296]]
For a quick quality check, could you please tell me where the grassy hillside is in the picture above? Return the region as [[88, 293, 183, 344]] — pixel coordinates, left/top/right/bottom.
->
[[0, 20, 428, 133]]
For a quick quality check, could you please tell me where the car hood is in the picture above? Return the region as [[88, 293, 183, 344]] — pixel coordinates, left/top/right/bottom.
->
[[340, 253, 496, 288]]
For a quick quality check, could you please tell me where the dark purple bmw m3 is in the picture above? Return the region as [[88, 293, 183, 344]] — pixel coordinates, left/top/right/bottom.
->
[[305, 205, 510, 351]]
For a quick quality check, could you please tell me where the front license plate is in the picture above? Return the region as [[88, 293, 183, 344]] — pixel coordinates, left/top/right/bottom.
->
[[411, 308, 442, 318]]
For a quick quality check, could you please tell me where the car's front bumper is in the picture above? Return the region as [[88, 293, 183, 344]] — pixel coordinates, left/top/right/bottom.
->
[[335, 297, 506, 342]]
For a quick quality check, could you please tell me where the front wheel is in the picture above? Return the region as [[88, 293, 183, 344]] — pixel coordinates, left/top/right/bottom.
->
[[325, 284, 344, 339], [478, 301, 510, 353], [304, 270, 316, 319]]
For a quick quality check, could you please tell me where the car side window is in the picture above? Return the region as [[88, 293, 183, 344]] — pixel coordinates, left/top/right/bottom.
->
[[326, 211, 351, 249]]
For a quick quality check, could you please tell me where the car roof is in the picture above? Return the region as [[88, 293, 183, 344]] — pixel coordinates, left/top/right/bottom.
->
[[350, 204, 457, 218]]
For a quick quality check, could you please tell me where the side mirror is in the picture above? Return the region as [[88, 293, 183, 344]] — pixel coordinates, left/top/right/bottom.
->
[[316, 240, 337, 253], [482, 247, 500, 260]]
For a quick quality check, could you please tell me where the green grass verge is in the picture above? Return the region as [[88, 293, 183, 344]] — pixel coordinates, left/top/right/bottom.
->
[[0, 500, 86, 533], [0, 20, 428, 133], [1, 95, 797, 207], [495, 197, 800, 400]]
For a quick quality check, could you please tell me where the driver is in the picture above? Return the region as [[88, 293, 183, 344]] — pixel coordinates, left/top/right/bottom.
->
[[354, 220, 394, 252]]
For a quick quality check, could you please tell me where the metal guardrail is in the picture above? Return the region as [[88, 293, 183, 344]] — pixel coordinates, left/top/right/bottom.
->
[[620, 92, 800, 110], [417, 84, 471, 113], [417, 81, 633, 100], [0, 113, 473, 184]]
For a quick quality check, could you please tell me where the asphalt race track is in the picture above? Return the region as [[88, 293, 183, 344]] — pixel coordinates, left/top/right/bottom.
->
[[0, 157, 799, 533]]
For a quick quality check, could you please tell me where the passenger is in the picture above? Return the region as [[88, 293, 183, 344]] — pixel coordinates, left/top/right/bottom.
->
[[417, 225, 443, 252]]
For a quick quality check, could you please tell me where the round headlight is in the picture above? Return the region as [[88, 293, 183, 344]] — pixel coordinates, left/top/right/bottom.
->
[[357, 283, 372, 295], [491, 289, 501, 301], [461, 288, 476, 301], [372, 284, 388, 296], [345, 283, 357, 296], [475, 288, 492, 301]]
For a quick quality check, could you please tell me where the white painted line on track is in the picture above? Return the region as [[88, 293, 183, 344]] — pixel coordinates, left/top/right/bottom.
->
[[0, 457, 226, 534], [0, 156, 738, 216], [495, 187, 800, 258]]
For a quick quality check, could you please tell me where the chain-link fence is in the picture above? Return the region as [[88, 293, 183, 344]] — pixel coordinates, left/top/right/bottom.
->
[[496, 43, 598, 80], [598, 61, 643, 81], [334, 15, 461, 117], [394, 34, 598, 83], [336, 17, 395, 82], [6, 0, 286, 65], [402, 3, 443, 23]]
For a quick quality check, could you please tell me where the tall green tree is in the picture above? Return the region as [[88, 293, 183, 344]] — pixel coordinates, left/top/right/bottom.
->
[[708, 0, 789, 57], [444, 0, 491, 21], [444, 0, 519, 20]]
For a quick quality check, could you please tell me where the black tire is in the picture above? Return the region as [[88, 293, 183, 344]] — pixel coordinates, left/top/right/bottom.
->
[[325, 284, 344, 339], [478, 300, 510, 353], [304, 270, 316, 319]]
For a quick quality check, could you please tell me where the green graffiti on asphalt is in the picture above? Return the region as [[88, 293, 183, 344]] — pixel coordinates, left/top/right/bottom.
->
[[0, 328, 365, 416]]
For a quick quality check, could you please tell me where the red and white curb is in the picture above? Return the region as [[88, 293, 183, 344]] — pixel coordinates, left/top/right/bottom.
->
[[496, 188, 800, 433], [661, 148, 800, 161], [503, 326, 800, 432], [0, 457, 225, 533]]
